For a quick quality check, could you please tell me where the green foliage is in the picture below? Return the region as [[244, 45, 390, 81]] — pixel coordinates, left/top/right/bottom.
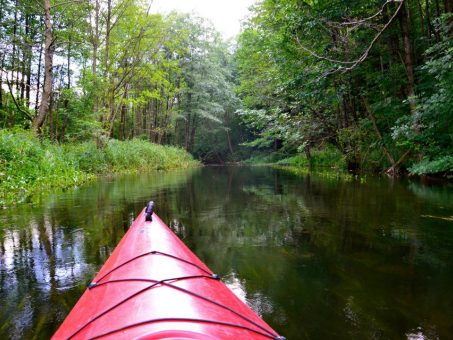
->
[[235, 0, 453, 177], [277, 146, 346, 169], [244, 153, 288, 165], [273, 165, 354, 182], [409, 16, 453, 175], [390, 16, 453, 175], [171, 14, 241, 160], [0, 129, 92, 205], [409, 156, 453, 176], [102, 139, 198, 172], [0, 129, 198, 206]]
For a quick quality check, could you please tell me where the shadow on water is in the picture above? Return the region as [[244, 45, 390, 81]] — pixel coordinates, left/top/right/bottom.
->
[[1, 166, 453, 339]]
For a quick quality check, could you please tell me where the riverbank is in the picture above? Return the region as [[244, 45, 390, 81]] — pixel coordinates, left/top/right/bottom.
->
[[244, 148, 452, 179], [0, 129, 199, 206], [244, 147, 348, 171]]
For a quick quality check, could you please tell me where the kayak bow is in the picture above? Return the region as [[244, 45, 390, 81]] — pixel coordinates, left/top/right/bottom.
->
[[53, 202, 284, 340]]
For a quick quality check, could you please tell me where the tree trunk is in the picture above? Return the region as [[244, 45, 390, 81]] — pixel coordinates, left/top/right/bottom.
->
[[153, 99, 158, 142], [342, 95, 350, 128], [12, 0, 18, 91], [26, 13, 35, 108], [101, 0, 112, 124], [33, 0, 54, 134], [147, 103, 152, 141], [48, 96, 54, 140], [386, 150, 412, 177], [223, 111, 234, 156], [134, 105, 142, 137], [107, 85, 127, 137], [35, 35, 43, 114], [363, 97, 396, 171], [20, 51, 26, 100], [0, 56, 4, 110], [398, 2, 422, 163], [91, 0, 99, 75], [445, 0, 453, 34], [184, 114, 190, 150], [20, 14, 30, 102], [226, 127, 234, 155], [119, 86, 128, 140], [189, 117, 197, 153], [426, 0, 440, 41], [417, 0, 426, 35], [425, 0, 431, 38], [61, 32, 72, 142], [304, 146, 313, 167], [399, 1, 417, 119], [67, 29, 71, 90], [26, 54, 32, 107], [446, 0, 453, 12], [184, 93, 192, 150], [104, 0, 111, 77], [383, 4, 400, 64], [435, 0, 441, 18]]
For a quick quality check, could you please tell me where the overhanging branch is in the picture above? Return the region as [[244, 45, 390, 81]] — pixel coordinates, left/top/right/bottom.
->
[[293, 0, 405, 75]]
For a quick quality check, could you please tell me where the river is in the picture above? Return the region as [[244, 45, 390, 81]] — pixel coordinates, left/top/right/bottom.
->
[[1, 166, 452, 339]]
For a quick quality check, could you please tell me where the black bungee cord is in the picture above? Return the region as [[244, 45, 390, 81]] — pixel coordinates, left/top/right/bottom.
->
[[68, 261, 283, 339], [94, 250, 213, 284]]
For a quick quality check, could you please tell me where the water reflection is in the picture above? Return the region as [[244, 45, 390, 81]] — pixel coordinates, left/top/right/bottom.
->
[[224, 272, 247, 303], [224, 271, 278, 322], [406, 326, 440, 340], [169, 219, 187, 239], [0, 169, 198, 339], [1, 166, 452, 339], [3, 223, 89, 287], [1, 222, 91, 338]]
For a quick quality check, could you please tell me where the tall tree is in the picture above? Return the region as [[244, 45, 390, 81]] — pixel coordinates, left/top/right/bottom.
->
[[33, 0, 53, 133]]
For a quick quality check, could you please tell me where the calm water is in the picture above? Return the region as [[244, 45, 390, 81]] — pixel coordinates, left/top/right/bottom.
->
[[1, 166, 453, 339]]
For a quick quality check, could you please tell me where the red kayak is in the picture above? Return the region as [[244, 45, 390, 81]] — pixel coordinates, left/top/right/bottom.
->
[[53, 202, 284, 339]]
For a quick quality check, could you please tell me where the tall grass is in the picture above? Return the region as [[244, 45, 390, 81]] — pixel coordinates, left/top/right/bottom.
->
[[0, 129, 199, 206]]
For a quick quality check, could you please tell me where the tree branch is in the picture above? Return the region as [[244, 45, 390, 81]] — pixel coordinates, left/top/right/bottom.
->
[[362, 96, 396, 165], [336, 0, 397, 27], [293, 0, 405, 75], [51, 0, 87, 9], [337, 0, 404, 73], [294, 35, 357, 64], [1, 69, 34, 120]]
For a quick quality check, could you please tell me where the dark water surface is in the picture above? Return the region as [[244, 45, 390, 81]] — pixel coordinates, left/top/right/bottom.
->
[[1, 166, 453, 339]]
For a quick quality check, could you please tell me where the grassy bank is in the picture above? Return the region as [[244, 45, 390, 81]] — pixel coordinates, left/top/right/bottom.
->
[[243, 147, 359, 181], [244, 147, 347, 170], [273, 165, 354, 182], [0, 129, 199, 206]]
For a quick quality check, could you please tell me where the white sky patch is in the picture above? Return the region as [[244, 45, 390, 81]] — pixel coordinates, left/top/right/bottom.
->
[[150, 0, 257, 39]]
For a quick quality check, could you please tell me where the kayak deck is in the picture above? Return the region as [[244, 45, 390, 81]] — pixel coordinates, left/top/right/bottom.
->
[[53, 207, 284, 339]]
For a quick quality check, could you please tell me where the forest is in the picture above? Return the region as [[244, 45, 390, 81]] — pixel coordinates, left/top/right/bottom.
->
[[0, 0, 452, 183], [236, 0, 452, 176]]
